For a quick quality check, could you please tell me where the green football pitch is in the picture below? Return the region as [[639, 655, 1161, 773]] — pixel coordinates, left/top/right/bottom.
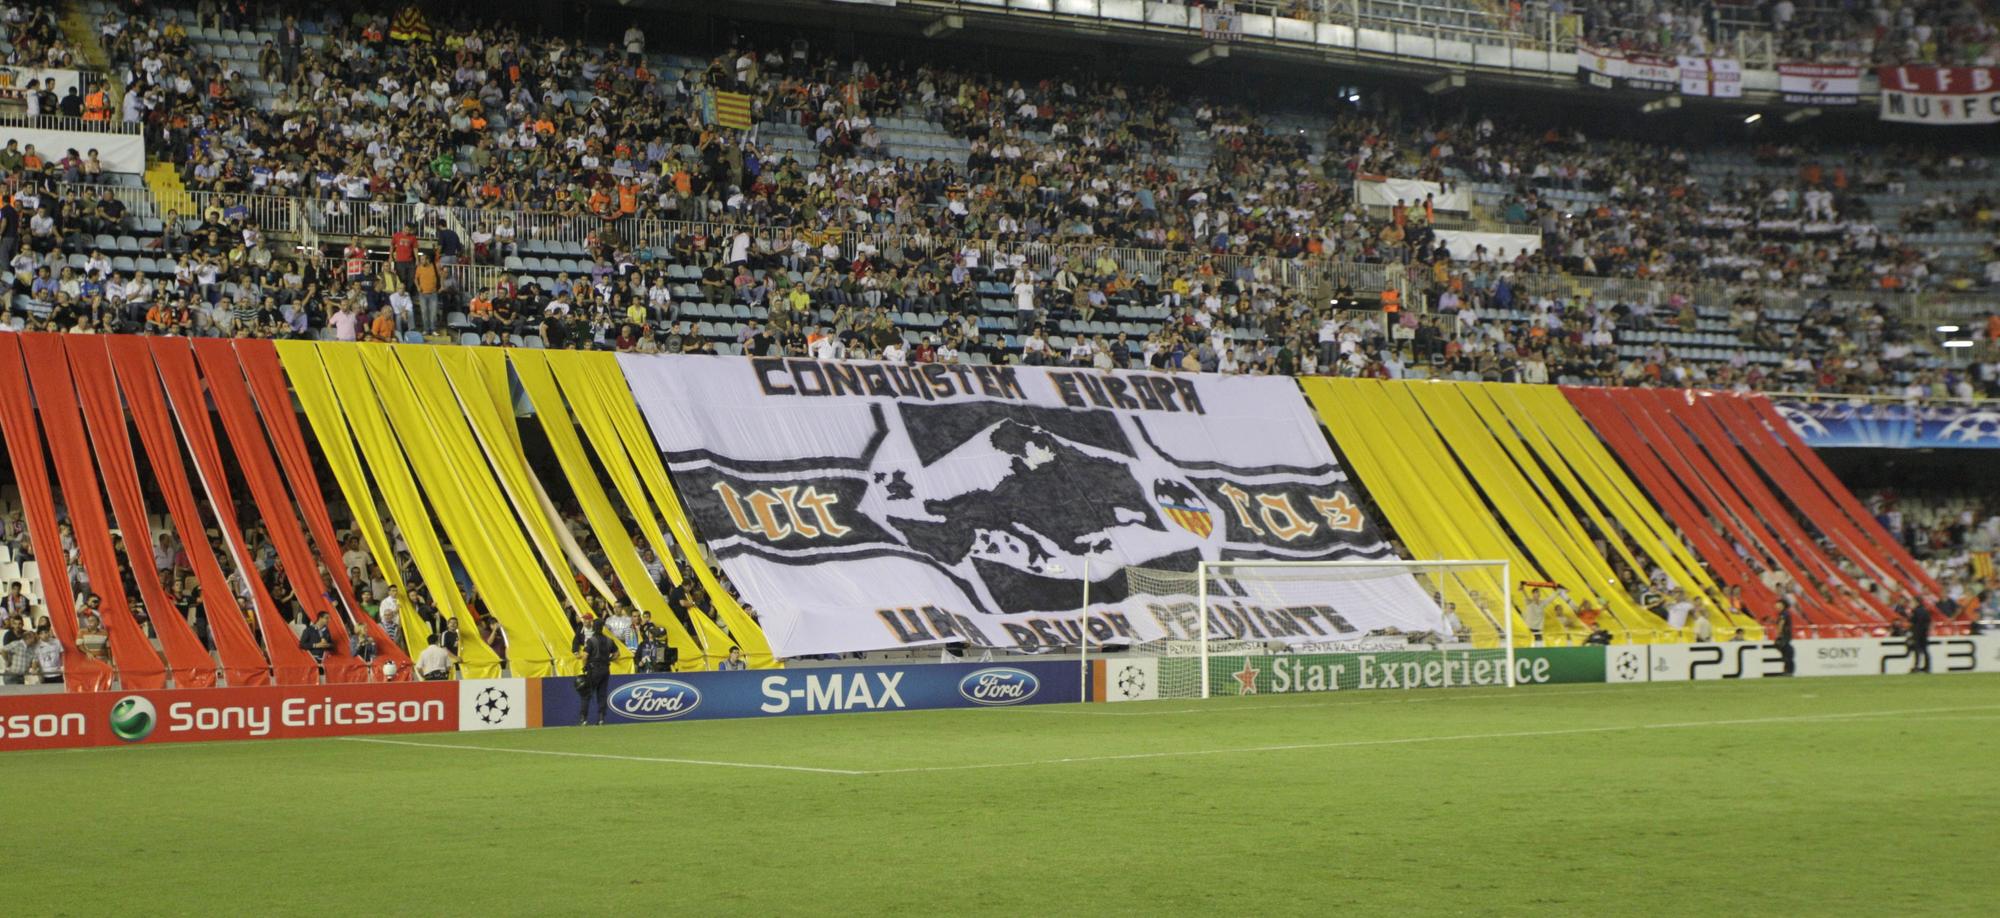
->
[[8, 675, 1998, 916]]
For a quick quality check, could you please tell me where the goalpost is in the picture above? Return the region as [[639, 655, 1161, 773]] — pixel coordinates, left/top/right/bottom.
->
[[1114, 560, 1515, 700]]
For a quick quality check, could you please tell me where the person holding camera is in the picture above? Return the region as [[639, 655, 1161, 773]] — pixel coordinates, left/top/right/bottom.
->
[[575, 617, 618, 725], [635, 611, 671, 673]]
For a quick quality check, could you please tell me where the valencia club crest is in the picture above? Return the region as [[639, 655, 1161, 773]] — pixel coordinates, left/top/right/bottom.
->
[[1153, 479, 1214, 539]]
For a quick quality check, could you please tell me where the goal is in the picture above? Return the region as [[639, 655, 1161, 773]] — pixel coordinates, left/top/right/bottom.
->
[[1108, 560, 1515, 700]]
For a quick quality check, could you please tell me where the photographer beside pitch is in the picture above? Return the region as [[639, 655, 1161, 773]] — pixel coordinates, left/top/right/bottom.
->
[[575, 618, 619, 725]]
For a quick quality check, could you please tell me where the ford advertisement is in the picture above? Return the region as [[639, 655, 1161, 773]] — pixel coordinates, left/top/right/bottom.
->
[[539, 661, 1081, 726]]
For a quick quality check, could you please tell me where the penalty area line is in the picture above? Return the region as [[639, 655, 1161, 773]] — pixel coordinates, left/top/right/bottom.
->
[[870, 704, 2000, 775], [337, 736, 868, 775]]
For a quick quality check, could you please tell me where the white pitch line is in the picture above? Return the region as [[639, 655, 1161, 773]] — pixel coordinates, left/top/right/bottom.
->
[[868, 704, 2000, 775], [1018, 684, 1649, 716], [338, 736, 868, 775]]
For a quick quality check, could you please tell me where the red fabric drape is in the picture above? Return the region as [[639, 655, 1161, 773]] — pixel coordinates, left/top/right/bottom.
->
[[18, 334, 166, 689], [1694, 395, 1903, 615], [66, 337, 217, 687], [1736, 396, 1943, 598], [191, 340, 367, 683], [1579, 386, 1842, 621], [107, 336, 271, 686], [149, 338, 321, 685], [1647, 390, 1883, 623], [235, 340, 411, 678], [1562, 387, 1781, 623], [0, 335, 113, 691]]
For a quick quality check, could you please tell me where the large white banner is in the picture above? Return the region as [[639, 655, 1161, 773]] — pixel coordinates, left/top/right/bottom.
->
[[1433, 229, 1542, 261], [1354, 176, 1471, 213], [1878, 66, 2000, 124], [1778, 63, 1861, 105], [618, 356, 1444, 657], [0, 126, 145, 172]]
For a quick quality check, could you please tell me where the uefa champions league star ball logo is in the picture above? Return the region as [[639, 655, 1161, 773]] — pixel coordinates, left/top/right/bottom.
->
[[1938, 410, 2000, 444], [1777, 405, 1828, 439], [109, 696, 158, 742], [472, 686, 512, 725], [1116, 664, 1148, 699], [1614, 651, 1643, 682]]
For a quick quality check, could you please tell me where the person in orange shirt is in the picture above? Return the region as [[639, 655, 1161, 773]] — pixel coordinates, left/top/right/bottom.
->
[[368, 308, 398, 342], [617, 181, 638, 216]]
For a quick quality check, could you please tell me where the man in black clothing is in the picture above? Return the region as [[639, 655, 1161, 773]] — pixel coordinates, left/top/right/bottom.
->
[[575, 618, 618, 725], [298, 612, 333, 670], [1907, 603, 1932, 674], [1772, 599, 1795, 676]]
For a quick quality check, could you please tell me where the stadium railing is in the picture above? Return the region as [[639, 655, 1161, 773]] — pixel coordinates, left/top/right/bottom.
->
[[0, 113, 143, 135]]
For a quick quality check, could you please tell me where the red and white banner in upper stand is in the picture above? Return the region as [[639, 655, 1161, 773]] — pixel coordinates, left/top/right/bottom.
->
[[1679, 57, 1742, 98], [1778, 63, 1862, 105], [1577, 43, 1678, 92], [1878, 67, 2000, 124]]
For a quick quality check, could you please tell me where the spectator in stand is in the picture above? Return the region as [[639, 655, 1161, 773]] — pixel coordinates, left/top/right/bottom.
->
[[31, 623, 62, 684]]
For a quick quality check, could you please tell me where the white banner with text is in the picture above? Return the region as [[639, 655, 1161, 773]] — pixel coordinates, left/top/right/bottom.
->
[[618, 356, 1441, 656]]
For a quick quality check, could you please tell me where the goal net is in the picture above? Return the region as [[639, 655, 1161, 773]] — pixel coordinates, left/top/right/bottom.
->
[[1108, 560, 1516, 700]]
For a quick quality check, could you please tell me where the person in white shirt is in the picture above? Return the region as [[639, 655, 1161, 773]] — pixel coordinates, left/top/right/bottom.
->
[[1012, 273, 1036, 326], [1021, 331, 1049, 365], [882, 341, 907, 363], [622, 25, 645, 64], [1439, 603, 1466, 642], [32, 626, 64, 683], [415, 633, 454, 680], [811, 329, 845, 361], [1666, 590, 1694, 630], [1692, 609, 1714, 643], [1068, 338, 1094, 367]]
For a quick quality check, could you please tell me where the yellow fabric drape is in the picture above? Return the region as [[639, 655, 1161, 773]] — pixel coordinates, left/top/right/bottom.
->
[[276, 341, 430, 656], [510, 351, 709, 670], [534, 352, 744, 667], [372, 344, 574, 676], [1305, 378, 1526, 645], [555, 352, 777, 667], [1401, 382, 1649, 636], [299, 343, 504, 677]]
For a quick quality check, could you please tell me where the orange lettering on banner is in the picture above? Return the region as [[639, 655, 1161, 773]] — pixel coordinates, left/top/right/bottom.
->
[[1256, 494, 1320, 542], [1311, 492, 1367, 533], [713, 482, 852, 541], [1216, 482, 1263, 536]]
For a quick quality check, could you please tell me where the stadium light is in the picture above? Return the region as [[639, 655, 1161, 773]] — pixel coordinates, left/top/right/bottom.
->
[[1937, 325, 1961, 333], [922, 15, 963, 38], [1743, 113, 1762, 124], [1943, 340, 1976, 348], [1640, 97, 1681, 114], [1188, 43, 1230, 66], [1784, 107, 1822, 123]]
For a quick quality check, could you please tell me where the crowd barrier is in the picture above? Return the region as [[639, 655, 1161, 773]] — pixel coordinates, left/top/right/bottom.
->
[[3, 637, 1993, 751]]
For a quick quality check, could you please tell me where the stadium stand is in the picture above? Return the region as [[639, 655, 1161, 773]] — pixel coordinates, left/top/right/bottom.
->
[[0, 0, 1971, 405], [0, 0, 1992, 690]]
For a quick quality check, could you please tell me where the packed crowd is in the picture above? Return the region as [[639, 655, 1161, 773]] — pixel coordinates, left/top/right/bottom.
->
[[0, 1, 1990, 401], [90, 0, 1999, 292], [0, 0, 77, 69], [1579, 0, 2000, 65], [1867, 490, 2000, 622]]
